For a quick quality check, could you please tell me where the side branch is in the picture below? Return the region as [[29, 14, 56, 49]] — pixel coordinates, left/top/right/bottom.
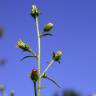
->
[[41, 60, 55, 77]]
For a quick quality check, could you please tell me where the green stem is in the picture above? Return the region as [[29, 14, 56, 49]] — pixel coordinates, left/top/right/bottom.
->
[[41, 60, 55, 77], [35, 16, 41, 96]]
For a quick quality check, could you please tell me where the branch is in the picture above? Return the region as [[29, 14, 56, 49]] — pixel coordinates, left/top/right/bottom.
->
[[40, 60, 55, 77]]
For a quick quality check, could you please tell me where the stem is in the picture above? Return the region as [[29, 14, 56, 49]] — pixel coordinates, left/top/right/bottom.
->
[[41, 60, 55, 77], [33, 82, 37, 96], [35, 16, 41, 96]]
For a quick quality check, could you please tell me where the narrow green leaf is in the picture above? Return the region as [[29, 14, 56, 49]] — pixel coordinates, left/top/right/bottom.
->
[[40, 33, 53, 38], [46, 76, 61, 88], [20, 56, 36, 61]]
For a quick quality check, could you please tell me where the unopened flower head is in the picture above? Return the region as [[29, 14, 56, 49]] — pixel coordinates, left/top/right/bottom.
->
[[31, 68, 38, 82], [16, 40, 25, 49], [44, 23, 54, 32], [31, 5, 40, 19], [32, 69, 38, 75], [56, 51, 62, 57], [52, 50, 62, 62], [16, 39, 32, 52]]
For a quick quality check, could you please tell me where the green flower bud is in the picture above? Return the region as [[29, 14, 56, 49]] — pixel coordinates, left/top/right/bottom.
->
[[16, 39, 32, 52], [16, 40, 25, 49], [42, 73, 47, 78], [44, 23, 54, 32], [30, 69, 38, 82], [52, 51, 62, 62], [31, 5, 40, 19]]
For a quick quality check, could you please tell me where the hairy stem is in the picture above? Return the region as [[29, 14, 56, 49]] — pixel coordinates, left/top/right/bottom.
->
[[35, 16, 41, 96]]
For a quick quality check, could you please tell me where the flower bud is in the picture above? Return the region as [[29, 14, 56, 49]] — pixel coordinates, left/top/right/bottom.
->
[[42, 73, 47, 78], [16, 40, 32, 52], [31, 5, 40, 19], [44, 23, 54, 32], [52, 51, 62, 62], [16, 40, 25, 49], [30, 69, 38, 82]]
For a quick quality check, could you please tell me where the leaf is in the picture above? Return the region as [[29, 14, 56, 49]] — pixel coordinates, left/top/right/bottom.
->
[[20, 55, 36, 61], [40, 33, 53, 38], [46, 76, 61, 88]]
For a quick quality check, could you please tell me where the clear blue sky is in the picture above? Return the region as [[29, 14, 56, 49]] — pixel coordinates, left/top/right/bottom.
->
[[0, 0, 96, 96]]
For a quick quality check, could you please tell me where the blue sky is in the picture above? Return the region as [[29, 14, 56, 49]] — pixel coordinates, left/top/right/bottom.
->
[[0, 0, 96, 96]]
